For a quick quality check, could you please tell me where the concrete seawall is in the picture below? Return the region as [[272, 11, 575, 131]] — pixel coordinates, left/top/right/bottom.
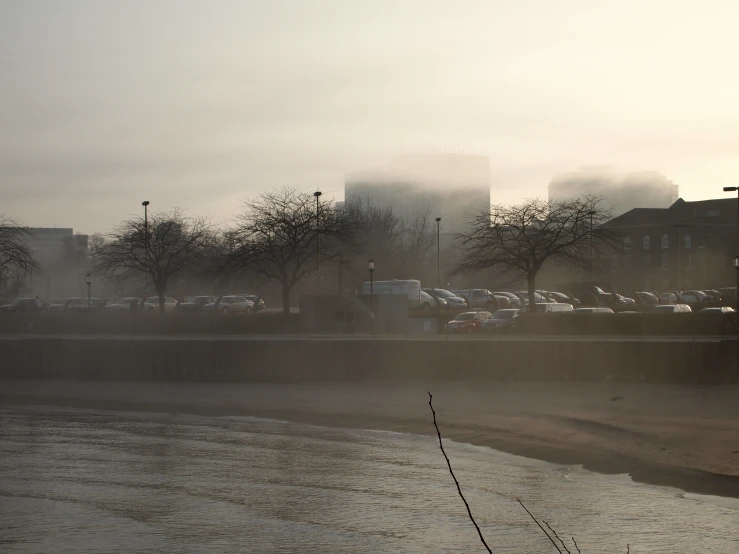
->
[[0, 336, 736, 384]]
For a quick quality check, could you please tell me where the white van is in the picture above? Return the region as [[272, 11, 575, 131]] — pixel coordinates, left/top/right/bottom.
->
[[362, 279, 422, 308], [535, 302, 573, 313]]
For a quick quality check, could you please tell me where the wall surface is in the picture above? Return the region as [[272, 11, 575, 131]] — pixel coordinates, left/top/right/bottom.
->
[[0, 336, 735, 384]]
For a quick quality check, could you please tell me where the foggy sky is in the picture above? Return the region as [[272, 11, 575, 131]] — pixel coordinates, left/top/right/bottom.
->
[[2, 0, 738, 234]]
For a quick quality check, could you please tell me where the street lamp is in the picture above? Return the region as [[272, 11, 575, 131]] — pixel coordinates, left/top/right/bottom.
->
[[368, 259, 375, 335], [435, 217, 441, 287], [85, 272, 92, 317], [142, 201, 150, 294], [588, 210, 596, 281], [314, 191, 322, 293]]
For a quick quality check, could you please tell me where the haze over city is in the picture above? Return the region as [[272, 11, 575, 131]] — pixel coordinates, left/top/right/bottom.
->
[[2, 0, 739, 233]]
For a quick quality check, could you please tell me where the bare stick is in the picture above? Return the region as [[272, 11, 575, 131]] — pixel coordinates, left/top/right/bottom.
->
[[517, 499, 563, 553], [571, 536, 581, 554], [428, 392, 492, 554], [544, 521, 571, 554]]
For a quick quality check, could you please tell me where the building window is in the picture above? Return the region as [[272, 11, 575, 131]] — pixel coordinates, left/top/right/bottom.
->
[[684, 234, 691, 249], [643, 235, 651, 250], [624, 236, 632, 251], [662, 253, 669, 270], [661, 234, 669, 249], [685, 255, 692, 270]]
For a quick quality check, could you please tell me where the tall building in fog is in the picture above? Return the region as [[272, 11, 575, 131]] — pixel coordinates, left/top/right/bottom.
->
[[549, 166, 678, 217], [345, 153, 490, 234]]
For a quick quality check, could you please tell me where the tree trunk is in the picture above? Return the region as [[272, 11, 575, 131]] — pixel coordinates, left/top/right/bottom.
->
[[527, 273, 537, 313], [158, 289, 166, 316], [282, 282, 291, 316]]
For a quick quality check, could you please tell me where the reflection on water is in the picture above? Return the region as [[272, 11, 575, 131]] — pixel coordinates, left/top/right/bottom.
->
[[0, 408, 737, 553]]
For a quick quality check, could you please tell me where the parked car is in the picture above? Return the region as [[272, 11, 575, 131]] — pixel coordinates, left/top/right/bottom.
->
[[104, 297, 142, 314], [67, 298, 107, 314], [572, 307, 614, 314], [513, 291, 550, 306], [451, 289, 500, 310], [633, 292, 659, 308], [47, 297, 89, 313], [240, 295, 266, 312], [422, 288, 468, 310], [420, 290, 446, 311], [492, 294, 511, 310], [0, 297, 44, 314], [615, 294, 635, 305], [701, 290, 723, 306], [444, 311, 492, 333], [700, 307, 735, 314], [492, 292, 522, 309], [206, 295, 254, 314], [535, 302, 573, 313], [143, 296, 178, 313], [681, 290, 710, 310], [651, 304, 692, 313], [659, 292, 682, 305], [178, 296, 217, 313], [544, 291, 581, 307], [480, 309, 519, 333]]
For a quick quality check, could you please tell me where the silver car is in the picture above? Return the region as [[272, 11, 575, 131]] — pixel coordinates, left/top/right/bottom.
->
[[143, 296, 178, 314], [205, 295, 254, 314], [481, 309, 519, 333]]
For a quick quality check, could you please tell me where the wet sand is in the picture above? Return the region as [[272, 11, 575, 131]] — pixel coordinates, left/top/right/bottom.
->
[[2, 380, 738, 498]]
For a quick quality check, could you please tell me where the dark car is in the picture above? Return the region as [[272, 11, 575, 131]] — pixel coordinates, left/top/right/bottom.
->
[[633, 292, 659, 308], [178, 296, 217, 313], [444, 311, 492, 334], [67, 298, 107, 314], [47, 297, 87, 313], [0, 297, 44, 314]]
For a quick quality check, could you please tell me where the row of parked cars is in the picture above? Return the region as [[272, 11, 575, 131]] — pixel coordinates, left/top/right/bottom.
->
[[437, 286, 738, 334], [0, 295, 266, 315]]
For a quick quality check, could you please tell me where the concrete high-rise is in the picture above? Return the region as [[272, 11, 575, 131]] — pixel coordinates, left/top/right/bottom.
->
[[549, 166, 678, 217], [345, 153, 490, 234]]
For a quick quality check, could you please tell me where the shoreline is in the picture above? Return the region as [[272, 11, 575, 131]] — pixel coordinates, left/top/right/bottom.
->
[[2, 380, 739, 499]]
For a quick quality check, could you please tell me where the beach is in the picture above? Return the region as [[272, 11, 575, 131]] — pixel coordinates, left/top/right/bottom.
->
[[2, 379, 738, 498]]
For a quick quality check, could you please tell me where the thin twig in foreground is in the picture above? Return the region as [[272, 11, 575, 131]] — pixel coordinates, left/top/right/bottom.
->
[[517, 499, 563, 553], [428, 392, 492, 554], [572, 536, 581, 554], [544, 521, 571, 554]]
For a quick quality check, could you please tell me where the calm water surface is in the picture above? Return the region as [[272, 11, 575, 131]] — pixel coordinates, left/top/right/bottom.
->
[[0, 407, 737, 553]]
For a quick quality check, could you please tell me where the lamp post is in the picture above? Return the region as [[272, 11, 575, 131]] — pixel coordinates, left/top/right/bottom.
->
[[142, 201, 150, 294], [435, 217, 441, 287], [85, 272, 92, 317], [314, 191, 322, 293], [368, 259, 375, 335], [588, 210, 596, 281]]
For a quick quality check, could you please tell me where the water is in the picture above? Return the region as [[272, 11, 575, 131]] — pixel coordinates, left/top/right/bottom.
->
[[0, 408, 737, 553]]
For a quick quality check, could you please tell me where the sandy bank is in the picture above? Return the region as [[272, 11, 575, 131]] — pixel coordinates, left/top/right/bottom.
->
[[2, 380, 738, 498]]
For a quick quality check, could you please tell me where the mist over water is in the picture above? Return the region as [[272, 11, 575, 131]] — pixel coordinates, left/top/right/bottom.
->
[[1, 407, 737, 553]]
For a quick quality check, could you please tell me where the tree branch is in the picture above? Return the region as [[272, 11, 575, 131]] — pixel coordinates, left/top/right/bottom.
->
[[428, 391, 492, 554]]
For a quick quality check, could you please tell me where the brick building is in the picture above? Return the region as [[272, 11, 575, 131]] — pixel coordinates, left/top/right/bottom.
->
[[601, 198, 738, 292]]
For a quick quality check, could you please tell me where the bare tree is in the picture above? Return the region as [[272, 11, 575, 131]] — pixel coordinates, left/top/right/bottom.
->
[[90, 209, 212, 314], [455, 197, 618, 312], [0, 216, 41, 286], [342, 199, 435, 281], [222, 187, 347, 315]]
